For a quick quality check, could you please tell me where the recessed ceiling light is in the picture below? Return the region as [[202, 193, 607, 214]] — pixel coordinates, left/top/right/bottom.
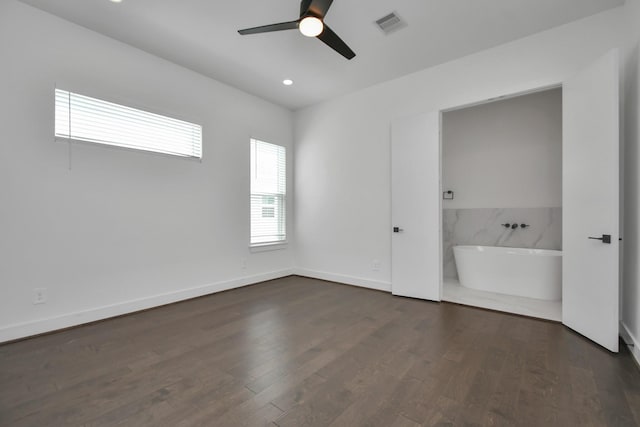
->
[[283, 79, 294, 86], [110, 0, 123, 3]]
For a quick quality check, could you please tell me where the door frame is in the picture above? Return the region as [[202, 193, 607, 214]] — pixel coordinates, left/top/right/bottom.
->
[[436, 82, 564, 300]]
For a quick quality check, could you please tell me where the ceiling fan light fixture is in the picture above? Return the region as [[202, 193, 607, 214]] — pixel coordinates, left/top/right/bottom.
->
[[299, 16, 323, 37], [237, 0, 355, 60]]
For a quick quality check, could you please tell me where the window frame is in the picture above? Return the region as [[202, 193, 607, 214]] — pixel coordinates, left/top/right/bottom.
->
[[250, 138, 287, 249]]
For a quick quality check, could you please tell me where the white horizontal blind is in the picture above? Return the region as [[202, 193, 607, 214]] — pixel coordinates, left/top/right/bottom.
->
[[250, 139, 286, 245], [55, 89, 202, 158]]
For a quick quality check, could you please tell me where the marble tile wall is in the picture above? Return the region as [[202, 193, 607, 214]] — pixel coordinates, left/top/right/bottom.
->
[[443, 207, 562, 279]]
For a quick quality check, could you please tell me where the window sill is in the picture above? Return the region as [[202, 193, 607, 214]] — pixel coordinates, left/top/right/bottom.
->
[[250, 242, 288, 253]]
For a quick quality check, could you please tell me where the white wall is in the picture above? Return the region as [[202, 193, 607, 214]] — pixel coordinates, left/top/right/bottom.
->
[[621, 0, 640, 363], [294, 9, 624, 291], [3, 0, 638, 359], [442, 88, 562, 209], [0, 1, 294, 342]]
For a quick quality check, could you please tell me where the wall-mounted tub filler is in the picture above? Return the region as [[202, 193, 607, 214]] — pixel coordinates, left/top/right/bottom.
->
[[501, 223, 530, 229]]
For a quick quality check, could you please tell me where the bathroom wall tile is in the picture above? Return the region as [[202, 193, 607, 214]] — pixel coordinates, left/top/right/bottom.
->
[[443, 207, 562, 278]]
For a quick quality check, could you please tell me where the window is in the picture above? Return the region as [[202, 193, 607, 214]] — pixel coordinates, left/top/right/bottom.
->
[[250, 139, 286, 245], [55, 89, 202, 159]]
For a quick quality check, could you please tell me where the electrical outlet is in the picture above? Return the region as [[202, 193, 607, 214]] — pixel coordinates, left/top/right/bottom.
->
[[33, 288, 47, 305], [372, 259, 381, 271], [241, 257, 248, 270]]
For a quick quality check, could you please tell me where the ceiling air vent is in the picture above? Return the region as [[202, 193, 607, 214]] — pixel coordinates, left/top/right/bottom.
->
[[375, 12, 407, 35]]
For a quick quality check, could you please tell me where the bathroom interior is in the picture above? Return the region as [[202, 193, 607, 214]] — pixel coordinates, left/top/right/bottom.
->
[[441, 87, 563, 321]]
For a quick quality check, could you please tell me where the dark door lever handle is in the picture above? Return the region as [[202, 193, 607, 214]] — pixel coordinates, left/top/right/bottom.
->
[[588, 234, 611, 244], [393, 227, 404, 233]]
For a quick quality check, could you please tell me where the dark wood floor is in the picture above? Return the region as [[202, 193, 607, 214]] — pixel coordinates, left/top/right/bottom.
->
[[1, 276, 639, 426]]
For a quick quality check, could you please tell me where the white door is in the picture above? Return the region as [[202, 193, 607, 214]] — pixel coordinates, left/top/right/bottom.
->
[[563, 50, 619, 352], [391, 112, 441, 301]]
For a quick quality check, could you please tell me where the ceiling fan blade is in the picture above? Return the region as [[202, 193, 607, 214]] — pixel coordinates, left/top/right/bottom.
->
[[238, 20, 299, 35], [317, 25, 355, 60], [305, 0, 334, 18]]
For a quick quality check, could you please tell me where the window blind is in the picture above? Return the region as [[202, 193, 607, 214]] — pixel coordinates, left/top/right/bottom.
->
[[55, 89, 202, 159], [250, 139, 286, 245]]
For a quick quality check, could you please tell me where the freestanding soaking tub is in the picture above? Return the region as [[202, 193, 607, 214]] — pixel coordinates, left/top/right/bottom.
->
[[453, 245, 562, 301]]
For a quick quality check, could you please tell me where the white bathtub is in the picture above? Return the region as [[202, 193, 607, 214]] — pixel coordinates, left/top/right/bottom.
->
[[453, 245, 562, 301]]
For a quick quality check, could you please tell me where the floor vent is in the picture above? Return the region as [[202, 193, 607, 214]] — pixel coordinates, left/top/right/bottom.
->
[[375, 12, 407, 35]]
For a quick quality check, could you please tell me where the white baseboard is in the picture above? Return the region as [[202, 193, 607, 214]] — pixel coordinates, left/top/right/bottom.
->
[[0, 269, 294, 343], [294, 268, 391, 292], [620, 321, 640, 368]]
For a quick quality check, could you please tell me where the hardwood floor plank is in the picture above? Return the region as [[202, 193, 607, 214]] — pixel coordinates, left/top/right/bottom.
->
[[625, 389, 640, 425], [390, 414, 422, 427], [422, 396, 460, 426], [326, 333, 419, 426], [558, 365, 603, 426], [453, 345, 505, 425], [0, 276, 638, 427], [483, 340, 527, 426], [272, 381, 353, 427]]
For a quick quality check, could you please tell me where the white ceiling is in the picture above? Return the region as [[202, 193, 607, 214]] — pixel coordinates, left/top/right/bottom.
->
[[19, 0, 624, 110]]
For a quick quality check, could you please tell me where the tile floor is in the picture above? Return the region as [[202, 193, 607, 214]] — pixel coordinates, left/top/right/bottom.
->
[[442, 277, 562, 321]]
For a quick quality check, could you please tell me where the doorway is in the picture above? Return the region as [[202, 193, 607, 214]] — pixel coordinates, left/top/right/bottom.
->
[[391, 50, 620, 352], [440, 88, 563, 321]]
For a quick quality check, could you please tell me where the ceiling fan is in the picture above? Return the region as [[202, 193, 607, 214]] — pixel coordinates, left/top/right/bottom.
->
[[238, 0, 356, 60]]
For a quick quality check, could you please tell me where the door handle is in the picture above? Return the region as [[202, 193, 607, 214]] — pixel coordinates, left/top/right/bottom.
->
[[393, 227, 404, 233], [588, 234, 611, 244]]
